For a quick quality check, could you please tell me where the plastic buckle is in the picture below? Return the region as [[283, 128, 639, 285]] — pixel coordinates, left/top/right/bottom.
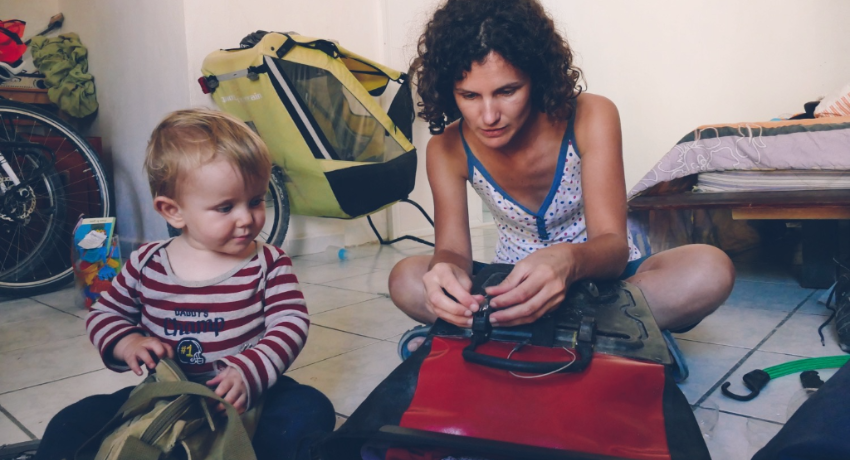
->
[[470, 300, 493, 347]]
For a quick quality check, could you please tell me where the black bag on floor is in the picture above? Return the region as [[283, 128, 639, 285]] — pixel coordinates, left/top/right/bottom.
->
[[316, 264, 710, 460], [752, 361, 850, 460]]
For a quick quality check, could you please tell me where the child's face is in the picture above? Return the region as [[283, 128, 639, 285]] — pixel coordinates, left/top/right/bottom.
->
[[174, 158, 268, 257]]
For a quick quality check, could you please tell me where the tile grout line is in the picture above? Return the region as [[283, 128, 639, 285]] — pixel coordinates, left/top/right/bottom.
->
[[30, 296, 88, 320], [692, 290, 817, 409], [717, 409, 784, 426], [0, 369, 105, 397], [309, 324, 388, 341], [0, 403, 37, 440], [309, 295, 390, 317]]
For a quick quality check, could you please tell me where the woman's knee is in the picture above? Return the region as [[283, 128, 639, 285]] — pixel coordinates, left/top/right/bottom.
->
[[388, 256, 429, 310], [694, 244, 736, 296]]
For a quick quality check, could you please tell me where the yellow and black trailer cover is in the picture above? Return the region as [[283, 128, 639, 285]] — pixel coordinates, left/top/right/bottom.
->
[[201, 32, 416, 219]]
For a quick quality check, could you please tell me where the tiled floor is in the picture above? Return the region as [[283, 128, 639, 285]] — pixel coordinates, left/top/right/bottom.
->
[[0, 224, 843, 460]]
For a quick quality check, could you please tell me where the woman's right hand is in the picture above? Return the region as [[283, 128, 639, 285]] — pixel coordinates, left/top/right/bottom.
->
[[423, 262, 485, 327]]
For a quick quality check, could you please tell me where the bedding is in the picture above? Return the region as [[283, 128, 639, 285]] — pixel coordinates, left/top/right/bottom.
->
[[627, 116, 850, 256], [629, 116, 850, 199], [695, 170, 850, 193]]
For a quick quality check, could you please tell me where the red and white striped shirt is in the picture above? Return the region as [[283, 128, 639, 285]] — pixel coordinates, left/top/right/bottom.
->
[[86, 240, 308, 408]]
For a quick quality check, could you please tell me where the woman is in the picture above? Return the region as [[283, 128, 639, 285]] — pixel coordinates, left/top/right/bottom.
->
[[388, 0, 734, 377]]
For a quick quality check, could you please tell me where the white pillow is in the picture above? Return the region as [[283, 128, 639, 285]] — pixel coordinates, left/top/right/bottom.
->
[[815, 82, 850, 117]]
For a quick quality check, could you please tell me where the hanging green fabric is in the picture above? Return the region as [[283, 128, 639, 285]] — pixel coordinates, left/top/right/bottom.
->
[[29, 32, 98, 118]]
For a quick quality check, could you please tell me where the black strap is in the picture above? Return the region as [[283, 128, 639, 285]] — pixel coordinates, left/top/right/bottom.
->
[[0, 26, 24, 46]]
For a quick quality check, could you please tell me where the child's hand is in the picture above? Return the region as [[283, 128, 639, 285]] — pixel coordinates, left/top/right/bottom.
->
[[112, 333, 174, 376], [206, 366, 248, 414]]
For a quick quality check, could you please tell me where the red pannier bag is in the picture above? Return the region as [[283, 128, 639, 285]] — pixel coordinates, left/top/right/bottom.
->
[[0, 19, 27, 65], [316, 264, 710, 460]]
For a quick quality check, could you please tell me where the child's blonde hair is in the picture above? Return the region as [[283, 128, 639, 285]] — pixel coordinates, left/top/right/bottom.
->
[[145, 108, 272, 199]]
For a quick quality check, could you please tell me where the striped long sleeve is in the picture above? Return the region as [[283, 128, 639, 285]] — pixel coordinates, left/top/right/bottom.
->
[[85, 241, 309, 408], [218, 245, 309, 407]]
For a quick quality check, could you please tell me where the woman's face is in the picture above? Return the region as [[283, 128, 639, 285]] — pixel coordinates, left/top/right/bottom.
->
[[453, 51, 533, 150]]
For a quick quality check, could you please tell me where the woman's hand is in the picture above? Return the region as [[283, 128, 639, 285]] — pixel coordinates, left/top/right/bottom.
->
[[112, 333, 174, 376], [485, 246, 575, 327], [206, 366, 248, 414], [423, 262, 486, 327]]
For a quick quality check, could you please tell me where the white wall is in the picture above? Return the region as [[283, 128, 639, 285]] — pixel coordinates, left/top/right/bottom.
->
[[59, 0, 191, 248], [552, 0, 850, 188], [384, 0, 850, 238], [6, 1, 850, 252]]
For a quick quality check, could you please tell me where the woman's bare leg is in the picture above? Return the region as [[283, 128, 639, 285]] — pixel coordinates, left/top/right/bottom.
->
[[625, 244, 735, 331], [388, 255, 436, 324], [389, 244, 735, 342]]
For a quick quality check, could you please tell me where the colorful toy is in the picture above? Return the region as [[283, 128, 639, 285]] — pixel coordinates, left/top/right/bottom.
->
[[71, 216, 121, 310]]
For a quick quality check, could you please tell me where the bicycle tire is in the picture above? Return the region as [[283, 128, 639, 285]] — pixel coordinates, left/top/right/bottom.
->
[[0, 99, 112, 297], [260, 165, 290, 247]]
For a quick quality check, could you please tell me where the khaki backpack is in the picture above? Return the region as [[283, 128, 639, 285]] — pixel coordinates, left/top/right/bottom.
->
[[76, 358, 262, 460]]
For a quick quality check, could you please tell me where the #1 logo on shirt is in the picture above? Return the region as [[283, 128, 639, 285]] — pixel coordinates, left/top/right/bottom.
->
[[176, 338, 206, 365]]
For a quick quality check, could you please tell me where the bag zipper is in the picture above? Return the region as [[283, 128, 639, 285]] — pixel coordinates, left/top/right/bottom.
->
[[140, 395, 193, 444]]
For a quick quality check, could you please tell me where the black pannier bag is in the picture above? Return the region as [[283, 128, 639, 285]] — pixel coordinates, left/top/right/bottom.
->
[[315, 264, 710, 460]]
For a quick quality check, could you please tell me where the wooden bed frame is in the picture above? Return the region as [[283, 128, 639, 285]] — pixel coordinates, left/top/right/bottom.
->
[[629, 189, 850, 288]]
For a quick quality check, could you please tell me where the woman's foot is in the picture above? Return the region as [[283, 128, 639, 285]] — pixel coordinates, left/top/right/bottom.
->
[[397, 325, 432, 360]]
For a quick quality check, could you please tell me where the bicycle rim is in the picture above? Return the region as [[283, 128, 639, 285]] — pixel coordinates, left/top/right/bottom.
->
[[258, 165, 289, 247], [0, 100, 111, 295]]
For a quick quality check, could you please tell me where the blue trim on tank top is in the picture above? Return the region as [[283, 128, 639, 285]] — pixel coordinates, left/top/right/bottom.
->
[[461, 112, 578, 241]]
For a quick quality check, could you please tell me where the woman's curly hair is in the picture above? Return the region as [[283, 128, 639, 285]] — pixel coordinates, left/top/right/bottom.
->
[[415, 0, 583, 134]]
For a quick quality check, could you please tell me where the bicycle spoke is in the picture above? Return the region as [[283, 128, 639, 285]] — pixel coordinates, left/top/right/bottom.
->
[[0, 101, 110, 292]]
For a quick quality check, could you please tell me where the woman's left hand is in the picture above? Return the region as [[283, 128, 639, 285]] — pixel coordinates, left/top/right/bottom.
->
[[484, 246, 575, 327]]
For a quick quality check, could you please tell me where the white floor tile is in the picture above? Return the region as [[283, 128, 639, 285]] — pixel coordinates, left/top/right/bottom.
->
[[723, 279, 815, 313], [320, 270, 393, 296], [302, 283, 381, 315], [675, 339, 751, 404], [796, 290, 832, 316], [0, 413, 31, 445], [759, 311, 844, 357], [292, 325, 379, 371], [676, 306, 787, 349], [0, 335, 106, 394], [311, 297, 419, 340], [703, 411, 775, 460], [345, 245, 432, 272], [30, 286, 86, 319], [0, 298, 62, 325], [0, 306, 86, 354], [286, 341, 399, 416], [293, 262, 376, 285], [704, 350, 839, 423], [0, 369, 143, 439]]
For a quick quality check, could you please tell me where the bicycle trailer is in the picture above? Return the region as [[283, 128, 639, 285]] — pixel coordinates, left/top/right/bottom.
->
[[316, 264, 710, 460], [200, 31, 416, 221]]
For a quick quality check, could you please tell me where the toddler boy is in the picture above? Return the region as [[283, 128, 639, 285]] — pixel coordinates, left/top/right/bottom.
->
[[37, 108, 334, 460]]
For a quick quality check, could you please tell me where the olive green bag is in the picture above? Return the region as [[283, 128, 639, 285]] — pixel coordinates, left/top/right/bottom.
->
[[76, 358, 262, 460]]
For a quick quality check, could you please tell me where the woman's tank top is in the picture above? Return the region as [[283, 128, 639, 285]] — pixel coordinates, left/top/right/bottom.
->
[[461, 116, 642, 264]]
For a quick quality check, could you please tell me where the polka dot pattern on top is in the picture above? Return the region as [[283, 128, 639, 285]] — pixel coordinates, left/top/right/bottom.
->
[[461, 120, 642, 265]]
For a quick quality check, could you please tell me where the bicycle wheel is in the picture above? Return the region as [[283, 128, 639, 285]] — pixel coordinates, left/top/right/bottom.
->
[[259, 165, 290, 247], [0, 99, 111, 296]]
